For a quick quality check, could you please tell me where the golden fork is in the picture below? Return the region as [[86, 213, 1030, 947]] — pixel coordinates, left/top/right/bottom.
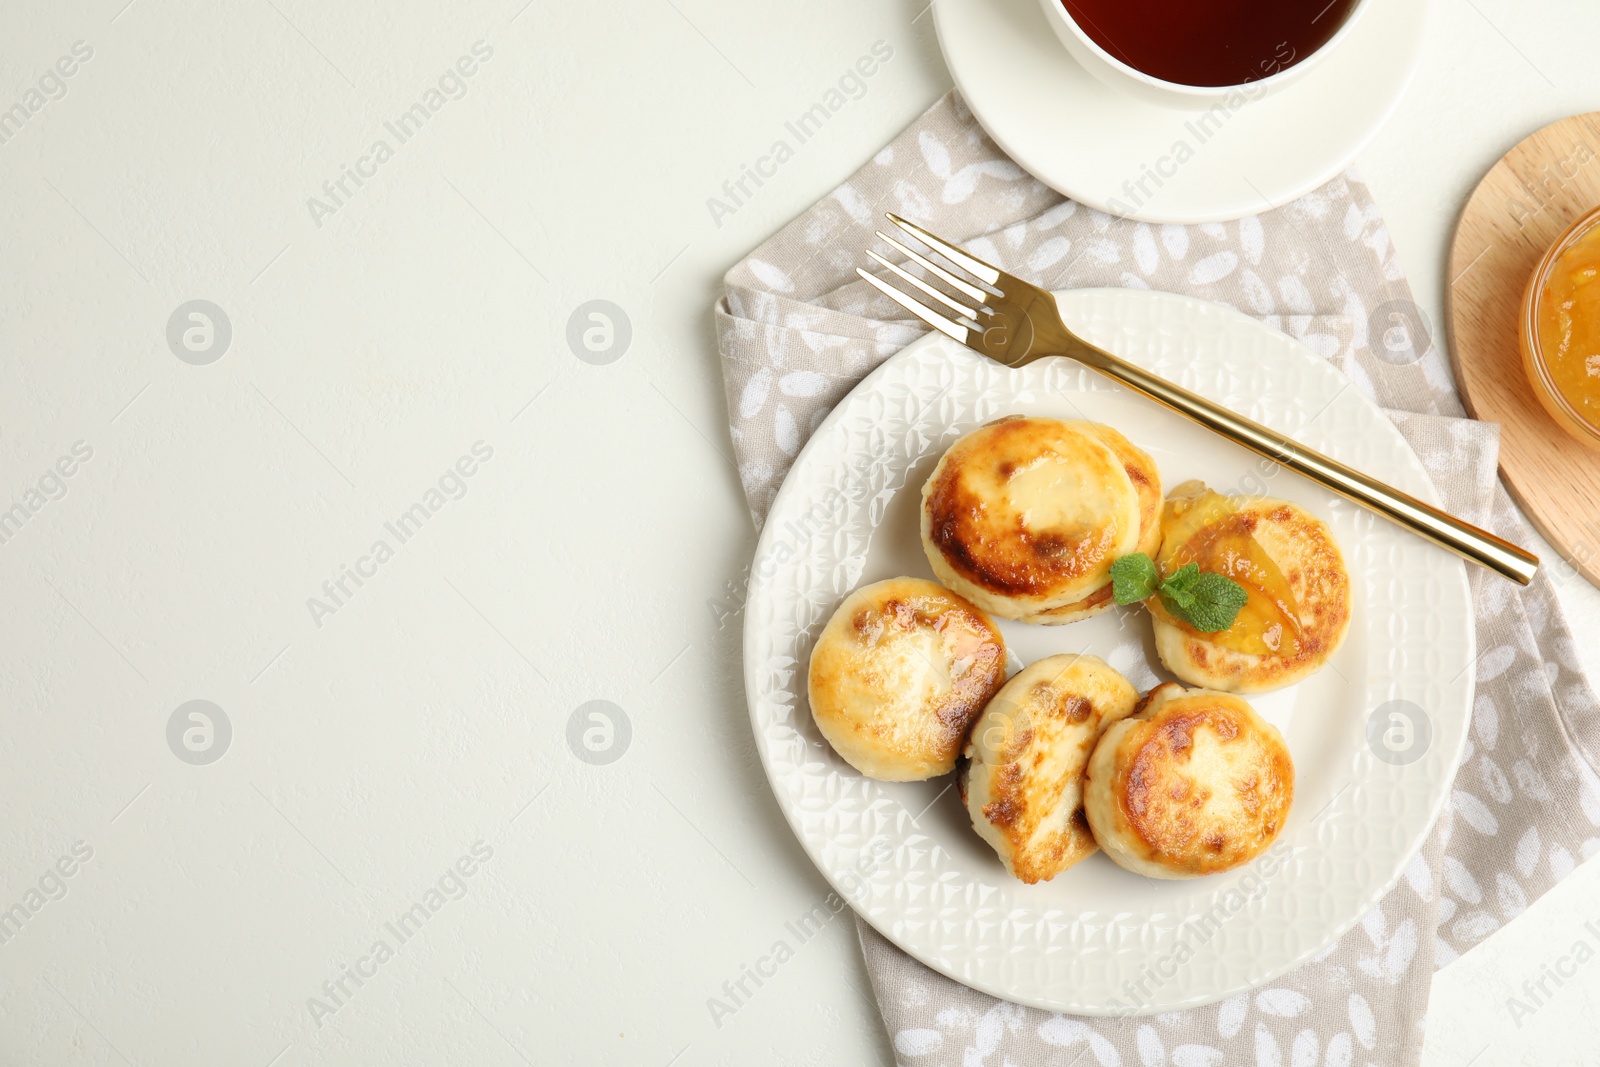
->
[[857, 213, 1538, 585]]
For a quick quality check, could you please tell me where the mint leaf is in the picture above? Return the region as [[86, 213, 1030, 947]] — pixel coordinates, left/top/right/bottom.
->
[[1109, 553, 1160, 605], [1159, 565, 1248, 632], [1156, 562, 1202, 615], [1110, 555, 1249, 633], [1181, 571, 1250, 631]]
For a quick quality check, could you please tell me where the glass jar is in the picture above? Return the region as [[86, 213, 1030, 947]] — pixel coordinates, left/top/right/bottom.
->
[[1521, 203, 1600, 452]]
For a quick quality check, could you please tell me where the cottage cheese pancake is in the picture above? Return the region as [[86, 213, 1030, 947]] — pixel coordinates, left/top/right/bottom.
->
[[1084, 683, 1294, 879], [1149, 481, 1351, 694], [808, 577, 1007, 781], [1019, 423, 1163, 624], [921, 417, 1144, 619], [962, 654, 1139, 884]]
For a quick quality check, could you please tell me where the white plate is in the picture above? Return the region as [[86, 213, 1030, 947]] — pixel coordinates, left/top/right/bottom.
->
[[743, 289, 1472, 1014], [933, 0, 1431, 223]]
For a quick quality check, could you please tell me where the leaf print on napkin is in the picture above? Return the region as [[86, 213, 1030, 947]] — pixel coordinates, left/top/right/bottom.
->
[[1348, 993, 1376, 1049], [778, 370, 828, 397], [1028, 236, 1073, 272], [893, 178, 934, 222], [1579, 771, 1600, 826], [1289, 1029, 1317, 1067], [1451, 910, 1500, 942], [1511, 756, 1553, 802], [894, 1028, 942, 1056], [832, 183, 873, 225], [738, 367, 772, 419], [1550, 843, 1576, 879], [1078, 236, 1122, 267], [1038, 1017, 1123, 1065], [1357, 907, 1418, 983], [1159, 223, 1189, 259], [1133, 223, 1159, 276], [1496, 870, 1529, 918], [746, 259, 795, 293], [1254, 1022, 1283, 1067], [1475, 644, 1518, 684], [1240, 268, 1275, 314], [1277, 274, 1315, 314], [1135, 1023, 1164, 1067], [1473, 692, 1500, 750], [1255, 989, 1309, 1017], [1215, 993, 1249, 1039], [1188, 251, 1238, 286], [1451, 789, 1500, 835], [774, 404, 798, 456], [1402, 849, 1434, 899], [1239, 214, 1265, 264], [973, 1002, 1027, 1057], [1036, 200, 1078, 228], [917, 130, 1025, 204], [1442, 855, 1482, 904], [1171, 1045, 1225, 1067], [1479, 756, 1513, 804]]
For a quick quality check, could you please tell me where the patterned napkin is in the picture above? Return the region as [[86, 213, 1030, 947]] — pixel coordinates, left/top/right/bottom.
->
[[715, 92, 1600, 1066]]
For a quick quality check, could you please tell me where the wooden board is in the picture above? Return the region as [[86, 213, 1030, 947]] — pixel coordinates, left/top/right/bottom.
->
[[1448, 112, 1600, 589]]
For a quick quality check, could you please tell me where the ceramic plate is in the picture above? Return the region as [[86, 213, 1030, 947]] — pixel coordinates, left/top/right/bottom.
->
[[933, 0, 1431, 223], [743, 288, 1473, 1014]]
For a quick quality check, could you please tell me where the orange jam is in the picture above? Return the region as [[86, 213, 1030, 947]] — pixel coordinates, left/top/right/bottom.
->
[[1152, 489, 1303, 657], [1523, 206, 1600, 450]]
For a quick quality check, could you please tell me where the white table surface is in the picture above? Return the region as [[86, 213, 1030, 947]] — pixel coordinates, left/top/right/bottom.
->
[[2, 2, 1597, 1064]]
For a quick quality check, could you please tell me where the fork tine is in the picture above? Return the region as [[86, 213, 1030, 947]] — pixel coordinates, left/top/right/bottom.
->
[[885, 213, 1003, 288], [865, 250, 979, 321], [856, 268, 971, 343], [875, 230, 989, 304]]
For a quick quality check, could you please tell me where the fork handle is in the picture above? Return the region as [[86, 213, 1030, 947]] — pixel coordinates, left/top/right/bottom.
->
[[1066, 343, 1539, 586]]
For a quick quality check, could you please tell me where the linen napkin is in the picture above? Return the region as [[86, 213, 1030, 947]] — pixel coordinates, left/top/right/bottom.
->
[[715, 91, 1600, 1066]]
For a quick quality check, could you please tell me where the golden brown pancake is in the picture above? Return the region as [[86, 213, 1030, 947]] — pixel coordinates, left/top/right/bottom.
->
[[920, 417, 1145, 620], [808, 577, 1007, 781], [1019, 424, 1163, 624], [962, 654, 1139, 884], [1084, 682, 1294, 879], [1146, 481, 1351, 693]]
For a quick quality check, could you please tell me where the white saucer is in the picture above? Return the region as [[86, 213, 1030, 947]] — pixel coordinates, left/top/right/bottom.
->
[[934, 0, 1432, 222]]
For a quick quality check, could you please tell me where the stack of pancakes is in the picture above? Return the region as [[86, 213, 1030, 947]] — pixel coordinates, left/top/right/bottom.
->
[[921, 416, 1162, 625]]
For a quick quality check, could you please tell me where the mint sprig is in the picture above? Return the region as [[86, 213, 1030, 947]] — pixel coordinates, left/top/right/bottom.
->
[[1109, 552, 1160, 605], [1109, 553, 1249, 633]]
